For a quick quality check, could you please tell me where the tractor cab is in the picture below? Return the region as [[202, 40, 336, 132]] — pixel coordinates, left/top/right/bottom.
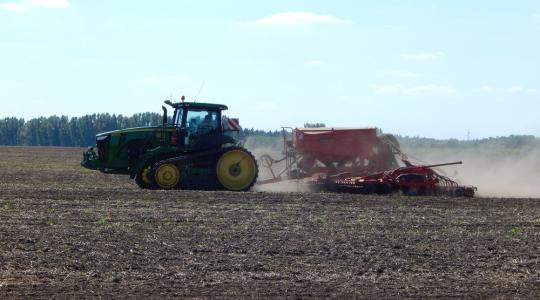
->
[[163, 99, 235, 150]]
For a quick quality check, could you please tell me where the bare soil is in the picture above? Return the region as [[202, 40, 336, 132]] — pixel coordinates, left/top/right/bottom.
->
[[1, 146, 539, 298]]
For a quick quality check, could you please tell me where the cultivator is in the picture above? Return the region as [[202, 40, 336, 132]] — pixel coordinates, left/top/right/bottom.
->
[[258, 127, 476, 197]]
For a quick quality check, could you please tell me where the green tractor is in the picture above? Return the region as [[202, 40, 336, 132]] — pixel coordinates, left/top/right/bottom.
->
[[81, 98, 258, 191]]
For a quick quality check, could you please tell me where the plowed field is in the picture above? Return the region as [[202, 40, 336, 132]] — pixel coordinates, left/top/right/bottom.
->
[[1, 146, 539, 298]]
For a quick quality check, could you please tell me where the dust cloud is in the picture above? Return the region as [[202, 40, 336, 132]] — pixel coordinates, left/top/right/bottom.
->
[[244, 136, 311, 192], [248, 146, 310, 192], [404, 147, 540, 198]]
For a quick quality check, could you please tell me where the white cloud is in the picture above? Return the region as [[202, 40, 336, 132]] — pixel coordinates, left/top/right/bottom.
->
[[379, 69, 419, 79], [0, 0, 69, 11], [305, 60, 326, 67], [400, 51, 445, 61], [534, 14, 540, 29], [255, 12, 350, 28], [504, 85, 537, 93], [370, 84, 404, 95], [479, 85, 494, 92], [505, 85, 525, 93], [479, 85, 537, 94], [370, 84, 456, 96]]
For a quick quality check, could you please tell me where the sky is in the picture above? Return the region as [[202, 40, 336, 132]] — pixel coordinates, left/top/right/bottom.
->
[[0, 0, 539, 139]]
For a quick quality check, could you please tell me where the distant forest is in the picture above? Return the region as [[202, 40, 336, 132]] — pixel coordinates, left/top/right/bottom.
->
[[0, 113, 538, 149], [0, 113, 280, 147]]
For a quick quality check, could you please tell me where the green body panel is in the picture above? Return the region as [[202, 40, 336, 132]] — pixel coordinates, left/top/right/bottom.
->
[[81, 126, 176, 174]]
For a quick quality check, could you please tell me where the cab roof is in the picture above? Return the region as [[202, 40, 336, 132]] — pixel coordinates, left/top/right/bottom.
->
[[166, 101, 228, 110]]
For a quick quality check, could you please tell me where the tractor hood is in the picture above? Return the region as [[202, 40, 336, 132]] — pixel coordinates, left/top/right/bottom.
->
[[83, 125, 174, 171], [96, 126, 171, 137]]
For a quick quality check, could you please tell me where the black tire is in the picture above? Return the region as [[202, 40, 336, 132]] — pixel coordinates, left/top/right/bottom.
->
[[135, 165, 157, 189]]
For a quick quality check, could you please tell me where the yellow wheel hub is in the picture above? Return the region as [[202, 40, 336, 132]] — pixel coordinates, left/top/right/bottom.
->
[[155, 163, 180, 189], [216, 149, 257, 191], [141, 166, 152, 185]]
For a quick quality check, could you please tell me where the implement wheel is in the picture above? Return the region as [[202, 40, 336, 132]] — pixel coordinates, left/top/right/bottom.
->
[[216, 147, 258, 191], [154, 163, 180, 189]]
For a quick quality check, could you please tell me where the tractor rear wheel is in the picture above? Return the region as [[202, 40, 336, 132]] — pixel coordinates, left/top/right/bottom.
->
[[216, 147, 258, 191]]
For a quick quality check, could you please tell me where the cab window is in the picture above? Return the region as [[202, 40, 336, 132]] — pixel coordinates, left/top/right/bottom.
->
[[185, 109, 218, 136], [173, 108, 183, 126]]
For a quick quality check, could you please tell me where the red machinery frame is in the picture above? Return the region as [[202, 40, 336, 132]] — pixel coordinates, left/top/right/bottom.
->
[[258, 127, 476, 197]]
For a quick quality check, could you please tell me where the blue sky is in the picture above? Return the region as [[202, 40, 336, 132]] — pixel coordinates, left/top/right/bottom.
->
[[0, 0, 539, 138]]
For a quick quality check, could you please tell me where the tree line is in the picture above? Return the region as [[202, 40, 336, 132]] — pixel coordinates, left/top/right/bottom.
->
[[0, 113, 537, 148], [0, 113, 281, 147], [396, 134, 540, 150], [0, 113, 162, 147]]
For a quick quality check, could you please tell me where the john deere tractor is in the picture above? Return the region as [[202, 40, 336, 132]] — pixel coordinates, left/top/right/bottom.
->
[[81, 99, 258, 191]]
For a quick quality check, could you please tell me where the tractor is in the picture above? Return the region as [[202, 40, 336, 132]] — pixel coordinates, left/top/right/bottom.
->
[[81, 98, 258, 191]]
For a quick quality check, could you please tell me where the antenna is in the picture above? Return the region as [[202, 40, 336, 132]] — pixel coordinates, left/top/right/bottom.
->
[[194, 80, 205, 103]]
